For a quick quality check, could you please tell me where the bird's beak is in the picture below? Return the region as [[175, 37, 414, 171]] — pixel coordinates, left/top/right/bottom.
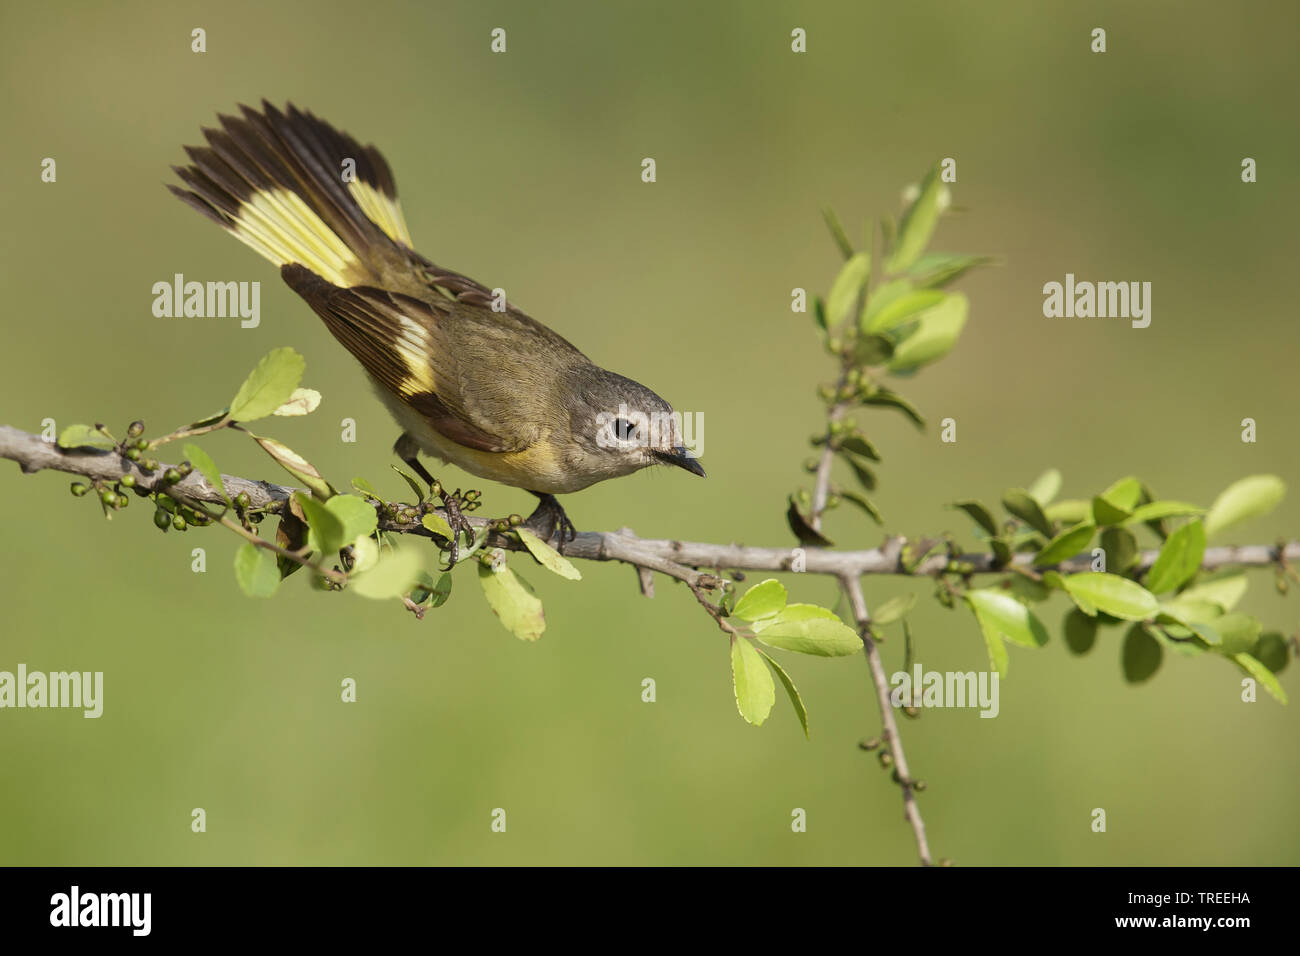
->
[[655, 446, 706, 478]]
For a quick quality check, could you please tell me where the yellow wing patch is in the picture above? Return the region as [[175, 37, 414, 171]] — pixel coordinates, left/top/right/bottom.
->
[[349, 181, 413, 246], [231, 188, 362, 287]]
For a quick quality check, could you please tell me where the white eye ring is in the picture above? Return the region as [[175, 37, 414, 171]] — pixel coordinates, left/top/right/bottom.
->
[[614, 418, 639, 442]]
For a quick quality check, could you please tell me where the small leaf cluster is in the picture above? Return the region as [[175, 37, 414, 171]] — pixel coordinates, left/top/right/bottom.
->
[[947, 470, 1292, 702]]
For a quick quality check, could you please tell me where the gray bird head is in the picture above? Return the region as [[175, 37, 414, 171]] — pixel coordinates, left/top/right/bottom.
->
[[564, 368, 705, 486]]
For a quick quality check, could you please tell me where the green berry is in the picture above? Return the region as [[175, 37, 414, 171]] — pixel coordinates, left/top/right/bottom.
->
[[177, 461, 193, 477], [120, 474, 136, 488], [126, 447, 141, 461], [135, 438, 149, 451], [163, 468, 181, 484], [99, 488, 116, 505], [235, 492, 251, 510], [126, 421, 145, 439], [172, 515, 187, 531], [153, 509, 171, 531], [141, 459, 158, 473], [70, 482, 89, 497], [115, 495, 129, 509]]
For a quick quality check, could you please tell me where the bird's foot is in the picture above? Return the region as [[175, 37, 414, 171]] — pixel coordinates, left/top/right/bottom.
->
[[426, 487, 476, 567], [524, 493, 576, 546]]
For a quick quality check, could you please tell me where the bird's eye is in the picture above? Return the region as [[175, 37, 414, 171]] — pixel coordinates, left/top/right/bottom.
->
[[614, 418, 638, 442]]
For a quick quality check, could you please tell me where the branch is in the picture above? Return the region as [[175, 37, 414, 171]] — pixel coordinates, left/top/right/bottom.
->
[[5, 425, 1296, 579], [842, 574, 932, 865]]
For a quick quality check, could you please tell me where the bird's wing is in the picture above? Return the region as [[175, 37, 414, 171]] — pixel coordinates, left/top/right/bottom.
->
[[280, 263, 536, 453]]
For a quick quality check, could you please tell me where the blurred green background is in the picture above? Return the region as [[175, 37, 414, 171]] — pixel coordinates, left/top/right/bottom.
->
[[1, 0, 1297, 865]]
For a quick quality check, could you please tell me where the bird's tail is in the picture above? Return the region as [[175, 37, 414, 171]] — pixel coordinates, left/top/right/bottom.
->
[[169, 101, 412, 287]]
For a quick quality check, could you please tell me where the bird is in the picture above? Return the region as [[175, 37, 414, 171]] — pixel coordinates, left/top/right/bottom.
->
[[169, 101, 704, 553]]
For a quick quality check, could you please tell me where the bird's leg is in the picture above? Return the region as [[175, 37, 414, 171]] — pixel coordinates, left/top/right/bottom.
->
[[394, 432, 474, 564], [524, 492, 577, 545]]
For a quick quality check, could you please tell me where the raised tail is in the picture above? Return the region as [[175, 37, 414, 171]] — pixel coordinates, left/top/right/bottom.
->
[[169, 101, 413, 287]]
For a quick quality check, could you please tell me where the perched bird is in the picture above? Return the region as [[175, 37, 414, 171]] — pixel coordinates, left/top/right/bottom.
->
[[169, 101, 703, 549]]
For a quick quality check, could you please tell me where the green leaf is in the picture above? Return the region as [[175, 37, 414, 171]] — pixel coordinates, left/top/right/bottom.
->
[[1002, 488, 1054, 538], [253, 435, 332, 498], [860, 278, 914, 325], [390, 464, 426, 502], [294, 492, 346, 555], [271, 387, 322, 417], [428, 571, 454, 608], [1025, 468, 1062, 507], [1062, 573, 1158, 621], [1036, 522, 1095, 564], [1253, 633, 1289, 675], [420, 513, 454, 540], [841, 490, 883, 524], [1234, 652, 1288, 704], [862, 288, 946, 334], [859, 388, 925, 428], [1204, 475, 1286, 539], [1122, 625, 1162, 683], [1158, 600, 1224, 630], [872, 593, 916, 626], [186, 409, 230, 430], [821, 206, 854, 260], [1092, 476, 1143, 525], [753, 604, 862, 656], [325, 494, 378, 547], [885, 165, 945, 273], [1144, 520, 1206, 594], [182, 442, 229, 504], [905, 252, 994, 289], [838, 434, 880, 461], [56, 424, 115, 449], [350, 476, 380, 499], [1063, 608, 1098, 655], [964, 597, 1011, 677], [1099, 526, 1139, 574], [350, 546, 424, 600], [951, 500, 999, 536], [516, 527, 582, 580], [851, 334, 894, 366], [477, 556, 546, 640], [1044, 499, 1092, 525], [349, 536, 379, 573], [757, 648, 809, 738], [826, 252, 871, 329], [1124, 501, 1205, 524], [843, 455, 877, 492], [1179, 573, 1248, 613], [887, 293, 968, 372], [228, 347, 306, 422], [1209, 613, 1262, 656], [233, 542, 280, 598], [732, 637, 776, 726], [732, 578, 788, 623], [964, 589, 1050, 654]]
